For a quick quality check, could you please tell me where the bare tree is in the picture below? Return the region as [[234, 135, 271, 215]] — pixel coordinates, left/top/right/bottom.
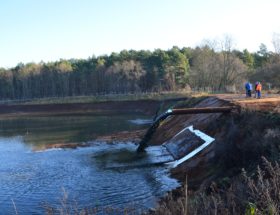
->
[[189, 36, 247, 92], [272, 32, 280, 54], [189, 46, 220, 91], [217, 35, 246, 91]]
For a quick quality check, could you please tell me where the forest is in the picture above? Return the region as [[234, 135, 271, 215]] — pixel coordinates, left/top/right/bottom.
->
[[0, 36, 280, 100]]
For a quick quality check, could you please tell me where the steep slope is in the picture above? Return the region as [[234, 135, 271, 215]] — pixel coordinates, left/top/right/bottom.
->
[[149, 95, 280, 185], [148, 95, 280, 214]]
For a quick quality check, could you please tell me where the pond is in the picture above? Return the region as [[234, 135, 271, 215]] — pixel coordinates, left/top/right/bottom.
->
[[0, 113, 179, 214]]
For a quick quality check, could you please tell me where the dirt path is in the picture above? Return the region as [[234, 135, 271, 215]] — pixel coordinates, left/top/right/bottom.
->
[[216, 94, 280, 112]]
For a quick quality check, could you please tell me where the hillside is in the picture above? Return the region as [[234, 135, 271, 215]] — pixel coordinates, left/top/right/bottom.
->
[[147, 95, 280, 214]]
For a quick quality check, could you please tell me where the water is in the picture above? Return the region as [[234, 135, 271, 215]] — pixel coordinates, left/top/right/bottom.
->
[[0, 114, 150, 147], [0, 114, 179, 214]]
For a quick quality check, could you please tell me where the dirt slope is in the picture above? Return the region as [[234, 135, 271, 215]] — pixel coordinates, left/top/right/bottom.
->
[[148, 95, 280, 186], [149, 95, 280, 214], [217, 94, 280, 112]]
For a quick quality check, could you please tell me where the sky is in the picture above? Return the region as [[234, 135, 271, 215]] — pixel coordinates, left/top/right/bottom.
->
[[1, 0, 280, 68]]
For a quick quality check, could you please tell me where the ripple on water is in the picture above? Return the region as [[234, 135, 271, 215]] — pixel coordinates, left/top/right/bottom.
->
[[128, 119, 153, 125], [0, 138, 180, 214]]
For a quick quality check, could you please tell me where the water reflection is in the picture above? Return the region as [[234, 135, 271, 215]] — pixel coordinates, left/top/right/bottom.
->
[[0, 113, 149, 148], [0, 114, 180, 214]]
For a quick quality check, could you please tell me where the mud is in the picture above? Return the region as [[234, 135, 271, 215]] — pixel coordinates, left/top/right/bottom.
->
[[0, 100, 161, 118], [95, 130, 145, 143]]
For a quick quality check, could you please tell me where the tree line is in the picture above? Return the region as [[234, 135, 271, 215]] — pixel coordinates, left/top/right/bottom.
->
[[0, 37, 279, 100]]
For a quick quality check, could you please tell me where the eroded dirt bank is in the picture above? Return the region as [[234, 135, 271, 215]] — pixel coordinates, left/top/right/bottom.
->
[[145, 95, 280, 214], [94, 95, 280, 185], [2, 94, 280, 213], [0, 100, 161, 118], [89, 94, 280, 214]]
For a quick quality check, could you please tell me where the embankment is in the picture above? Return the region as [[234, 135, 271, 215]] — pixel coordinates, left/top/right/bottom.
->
[[2, 94, 280, 214], [146, 95, 280, 214], [0, 100, 161, 118]]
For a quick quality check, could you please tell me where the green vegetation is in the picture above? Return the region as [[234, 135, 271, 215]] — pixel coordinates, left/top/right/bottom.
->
[[1, 39, 279, 101]]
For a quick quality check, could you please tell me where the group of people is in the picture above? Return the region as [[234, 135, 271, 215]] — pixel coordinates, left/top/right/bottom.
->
[[245, 81, 262, 99]]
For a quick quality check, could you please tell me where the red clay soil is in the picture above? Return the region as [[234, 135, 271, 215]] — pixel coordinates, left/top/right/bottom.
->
[[92, 94, 280, 148], [216, 94, 280, 113], [93, 96, 237, 186], [146, 95, 280, 184], [146, 95, 280, 213], [148, 96, 233, 144]]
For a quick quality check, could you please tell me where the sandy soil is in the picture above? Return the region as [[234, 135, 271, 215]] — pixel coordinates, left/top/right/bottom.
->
[[216, 94, 280, 112]]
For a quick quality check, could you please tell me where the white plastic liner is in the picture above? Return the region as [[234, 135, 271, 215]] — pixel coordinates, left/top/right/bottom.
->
[[167, 126, 215, 168]]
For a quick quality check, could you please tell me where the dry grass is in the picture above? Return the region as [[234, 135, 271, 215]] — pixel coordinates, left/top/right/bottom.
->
[[7, 91, 194, 105], [148, 111, 280, 215], [148, 157, 280, 215], [243, 157, 280, 215]]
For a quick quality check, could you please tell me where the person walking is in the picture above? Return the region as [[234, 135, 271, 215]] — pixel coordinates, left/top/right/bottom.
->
[[245, 81, 252, 97], [254, 82, 259, 98]]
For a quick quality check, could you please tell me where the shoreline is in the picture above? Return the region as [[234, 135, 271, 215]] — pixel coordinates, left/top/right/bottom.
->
[[0, 100, 161, 118]]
